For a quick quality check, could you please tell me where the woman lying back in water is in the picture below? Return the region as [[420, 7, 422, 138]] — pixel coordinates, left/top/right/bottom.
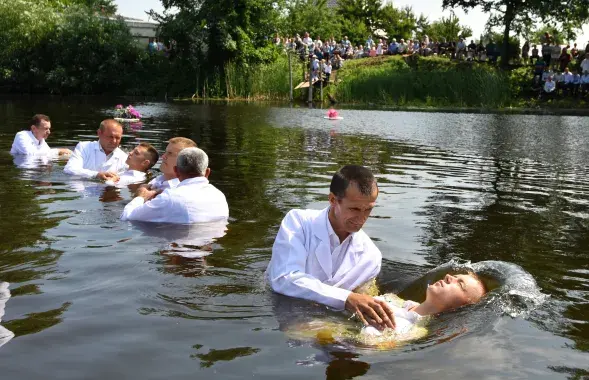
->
[[362, 272, 487, 338], [285, 272, 488, 348]]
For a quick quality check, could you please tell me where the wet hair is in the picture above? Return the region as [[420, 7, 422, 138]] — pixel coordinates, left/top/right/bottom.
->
[[138, 142, 159, 169], [330, 165, 377, 198], [99, 119, 123, 132], [30, 114, 50, 128], [176, 147, 208, 177], [168, 137, 197, 149], [467, 271, 488, 302]]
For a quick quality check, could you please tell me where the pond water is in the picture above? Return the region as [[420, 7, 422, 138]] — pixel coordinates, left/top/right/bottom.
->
[[0, 98, 588, 379]]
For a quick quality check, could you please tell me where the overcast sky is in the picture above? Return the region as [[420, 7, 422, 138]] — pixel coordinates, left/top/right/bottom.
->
[[113, 0, 589, 44]]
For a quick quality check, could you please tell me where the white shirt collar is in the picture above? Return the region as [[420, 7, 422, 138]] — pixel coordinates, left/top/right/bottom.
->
[[325, 207, 354, 246], [122, 169, 146, 178], [27, 130, 43, 145], [177, 176, 209, 187]]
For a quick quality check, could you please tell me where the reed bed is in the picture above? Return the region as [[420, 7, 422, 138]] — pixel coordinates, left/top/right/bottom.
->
[[223, 54, 303, 100], [333, 56, 512, 107]]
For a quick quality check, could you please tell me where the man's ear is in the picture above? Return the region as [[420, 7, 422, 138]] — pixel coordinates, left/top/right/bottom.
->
[[204, 168, 211, 178], [328, 192, 337, 206], [142, 159, 150, 170], [97, 128, 102, 137]]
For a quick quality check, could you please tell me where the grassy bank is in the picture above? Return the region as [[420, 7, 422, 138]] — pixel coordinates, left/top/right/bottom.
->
[[331, 56, 511, 108]]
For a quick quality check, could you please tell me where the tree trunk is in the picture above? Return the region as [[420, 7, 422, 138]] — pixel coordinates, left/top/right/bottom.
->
[[501, 2, 515, 69]]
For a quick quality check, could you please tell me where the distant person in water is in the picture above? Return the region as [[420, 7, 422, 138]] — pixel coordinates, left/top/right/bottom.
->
[[104, 143, 159, 187], [10, 114, 72, 157], [137, 137, 197, 198], [120, 147, 229, 223], [64, 119, 127, 181]]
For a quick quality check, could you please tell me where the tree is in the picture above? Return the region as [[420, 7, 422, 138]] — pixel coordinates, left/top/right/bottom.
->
[[336, 0, 416, 44], [282, 0, 341, 40], [442, 0, 589, 68], [421, 12, 472, 42]]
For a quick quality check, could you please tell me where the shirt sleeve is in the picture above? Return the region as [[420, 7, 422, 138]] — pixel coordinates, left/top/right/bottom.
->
[[63, 143, 98, 178], [266, 211, 351, 310], [120, 192, 170, 222]]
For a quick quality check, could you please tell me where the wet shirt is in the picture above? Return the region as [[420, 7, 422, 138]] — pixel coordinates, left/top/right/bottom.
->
[[10, 130, 52, 156], [64, 141, 127, 178], [120, 177, 229, 224], [148, 174, 180, 191]]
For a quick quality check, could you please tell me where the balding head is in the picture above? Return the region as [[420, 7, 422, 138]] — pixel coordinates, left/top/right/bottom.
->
[[174, 147, 210, 180], [97, 119, 123, 155]]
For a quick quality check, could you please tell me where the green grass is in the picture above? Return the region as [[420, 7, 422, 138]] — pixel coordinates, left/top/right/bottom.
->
[[332, 55, 512, 108]]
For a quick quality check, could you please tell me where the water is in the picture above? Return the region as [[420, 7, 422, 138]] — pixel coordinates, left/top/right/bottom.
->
[[0, 98, 588, 379]]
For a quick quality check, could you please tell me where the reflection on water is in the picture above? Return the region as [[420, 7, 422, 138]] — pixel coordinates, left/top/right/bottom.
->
[[0, 99, 588, 379]]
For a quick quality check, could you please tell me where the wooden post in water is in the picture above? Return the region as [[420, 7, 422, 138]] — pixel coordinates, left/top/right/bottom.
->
[[288, 52, 293, 102], [319, 60, 323, 107], [308, 55, 313, 105]]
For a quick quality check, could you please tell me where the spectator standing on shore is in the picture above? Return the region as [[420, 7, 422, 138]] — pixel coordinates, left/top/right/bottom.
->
[[571, 43, 579, 60], [376, 39, 383, 55], [315, 36, 323, 49], [534, 57, 546, 78], [563, 67, 574, 95], [531, 44, 539, 64], [551, 42, 561, 70], [388, 39, 398, 55], [398, 39, 407, 54], [580, 53, 589, 74], [559, 47, 572, 71], [456, 38, 466, 60], [542, 43, 552, 66], [324, 60, 332, 84], [303, 32, 312, 46], [522, 41, 530, 65], [572, 71, 581, 96]]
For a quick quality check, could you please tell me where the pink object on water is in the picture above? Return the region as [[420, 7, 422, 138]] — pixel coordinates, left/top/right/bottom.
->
[[327, 109, 338, 118]]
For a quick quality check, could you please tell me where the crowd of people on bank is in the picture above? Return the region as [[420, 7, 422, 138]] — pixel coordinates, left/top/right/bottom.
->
[[5, 113, 491, 348], [530, 33, 589, 100]]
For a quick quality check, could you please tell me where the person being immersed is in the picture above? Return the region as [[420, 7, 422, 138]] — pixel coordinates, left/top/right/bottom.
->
[[120, 147, 228, 223], [10, 114, 72, 157], [286, 272, 488, 347], [64, 119, 128, 181], [104, 143, 159, 187]]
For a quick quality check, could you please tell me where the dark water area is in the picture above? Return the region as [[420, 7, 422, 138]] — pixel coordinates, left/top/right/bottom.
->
[[0, 97, 588, 379]]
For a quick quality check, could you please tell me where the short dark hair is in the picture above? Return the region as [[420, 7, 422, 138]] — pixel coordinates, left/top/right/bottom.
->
[[30, 114, 50, 128], [330, 165, 377, 198], [138, 142, 159, 169]]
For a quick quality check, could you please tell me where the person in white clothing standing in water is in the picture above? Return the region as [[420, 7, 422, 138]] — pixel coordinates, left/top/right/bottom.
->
[[10, 114, 71, 157], [64, 119, 128, 181], [266, 165, 396, 330]]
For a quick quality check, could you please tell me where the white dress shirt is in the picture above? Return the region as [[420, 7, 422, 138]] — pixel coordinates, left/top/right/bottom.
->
[[148, 174, 180, 191], [0, 282, 14, 349], [266, 207, 382, 310], [362, 296, 421, 336], [581, 59, 589, 74], [120, 177, 229, 223], [104, 169, 146, 187], [64, 141, 127, 178], [544, 80, 556, 92], [10, 130, 53, 156]]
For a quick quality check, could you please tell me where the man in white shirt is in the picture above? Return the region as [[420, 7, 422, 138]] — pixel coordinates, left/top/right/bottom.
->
[[10, 114, 72, 157], [105, 143, 159, 187], [143, 137, 197, 194], [266, 165, 396, 330], [580, 53, 589, 75], [64, 119, 127, 181], [121, 147, 229, 223]]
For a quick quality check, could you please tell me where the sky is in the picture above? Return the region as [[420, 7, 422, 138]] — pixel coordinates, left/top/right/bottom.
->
[[113, 0, 589, 44]]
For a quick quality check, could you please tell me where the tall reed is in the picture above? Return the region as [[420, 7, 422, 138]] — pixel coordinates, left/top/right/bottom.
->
[[333, 56, 512, 107]]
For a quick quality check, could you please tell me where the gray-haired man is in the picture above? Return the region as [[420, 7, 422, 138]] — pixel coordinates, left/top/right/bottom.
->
[[120, 147, 228, 223]]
